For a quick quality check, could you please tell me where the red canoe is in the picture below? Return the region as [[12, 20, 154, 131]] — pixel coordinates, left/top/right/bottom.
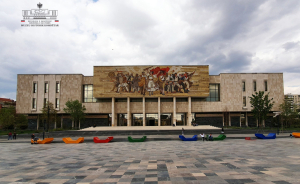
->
[[93, 136, 114, 143]]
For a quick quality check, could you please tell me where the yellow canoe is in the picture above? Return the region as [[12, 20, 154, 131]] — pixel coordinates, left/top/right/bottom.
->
[[31, 138, 54, 144], [63, 137, 84, 144], [292, 133, 300, 138]]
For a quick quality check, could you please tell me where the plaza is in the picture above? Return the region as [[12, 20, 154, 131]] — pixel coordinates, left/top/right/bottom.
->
[[0, 137, 299, 184]]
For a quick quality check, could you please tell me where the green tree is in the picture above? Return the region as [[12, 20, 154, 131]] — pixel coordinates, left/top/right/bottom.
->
[[0, 107, 28, 130], [15, 114, 28, 130], [279, 99, 299, 128], [63, 100, 86, 129], [249, 91, 274, 127], [40, 102, 58, 131], [0, 107, 15, 129]]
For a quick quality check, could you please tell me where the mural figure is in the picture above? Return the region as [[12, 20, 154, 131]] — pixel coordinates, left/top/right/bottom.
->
[[107, 66, 195, 96]]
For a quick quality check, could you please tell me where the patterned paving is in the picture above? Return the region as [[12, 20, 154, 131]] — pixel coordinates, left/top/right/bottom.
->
[[0, 139, 300, 184]]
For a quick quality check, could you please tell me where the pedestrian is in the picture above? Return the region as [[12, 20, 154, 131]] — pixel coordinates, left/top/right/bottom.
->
[[200, 133, 205, 141], [31, 133, 35, 140], [8, 132, 12, 140], [182, 128, 184, 135], [221, 127, 224, 134], [13, 132, 16, 140], [290, 134, 293, 138], [209, 133, 213, 141]]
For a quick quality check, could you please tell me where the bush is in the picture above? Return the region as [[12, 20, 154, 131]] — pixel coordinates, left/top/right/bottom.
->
[[19, 124, 28, 130], [53, 128, 64, 131]]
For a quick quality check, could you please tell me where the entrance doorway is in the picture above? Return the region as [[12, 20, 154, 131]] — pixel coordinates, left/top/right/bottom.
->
[[149, 119, 155, 126]]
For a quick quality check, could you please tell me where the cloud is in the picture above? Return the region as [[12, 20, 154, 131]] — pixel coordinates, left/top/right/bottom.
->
[[282, 41, 300, 51], [1, 0, 300, 100]]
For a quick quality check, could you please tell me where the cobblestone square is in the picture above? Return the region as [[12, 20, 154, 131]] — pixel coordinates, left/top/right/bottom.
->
[[1, 138, 300, 184]]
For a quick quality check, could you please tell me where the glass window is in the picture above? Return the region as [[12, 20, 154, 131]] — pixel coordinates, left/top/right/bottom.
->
[[191, 98, 206, 102], [206, 84, 220, 102], [115, 98, 127, 102], [55, 98, 59, 109], [33, 82, 37, 93], [176, 113, 186, 126], [32, 98, 36, 109], [44, 98, 47, 108], [146, 114, 158, 126], [145, 98, 158, 102], [176, 98, 188, 102], [83, 84, 96, 102], [97, 98, 112, 102], [161, 98, 173, 102], [44, 83, 48, 93], [161, 113, 172, 126], [242, 81, 245, 91], [117, 114, 127, 126], [130, 98, 142, 102], [132, 114, 143, 126], [56, 82, 60, 93], [265, 81, 268, 91], [243, 96, 246, 107], [253, 81, 256, 91]]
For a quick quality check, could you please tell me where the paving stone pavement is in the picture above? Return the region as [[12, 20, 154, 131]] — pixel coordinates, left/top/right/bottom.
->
[[0, 138, 300, 184]]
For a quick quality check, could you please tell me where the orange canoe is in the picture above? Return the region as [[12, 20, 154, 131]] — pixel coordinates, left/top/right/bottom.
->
[[31, 138, 54, 144], [62, 137, 84, 144], [292, 133, 300, 138]]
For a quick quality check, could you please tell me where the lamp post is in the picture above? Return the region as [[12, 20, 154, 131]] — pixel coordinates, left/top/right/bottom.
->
[[43, 105, 50, 140]]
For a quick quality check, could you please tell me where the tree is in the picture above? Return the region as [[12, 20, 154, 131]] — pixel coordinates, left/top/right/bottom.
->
[[0, 107, 15, 129], [0, 107, 28, 130], [63, 100, 86, 129], [249, 91, 274, 127], [40, 102, 58, 131], [279, 99, 299, 128]]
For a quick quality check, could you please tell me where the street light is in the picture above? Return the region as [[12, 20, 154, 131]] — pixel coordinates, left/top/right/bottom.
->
[[43, 104, 50, 140]]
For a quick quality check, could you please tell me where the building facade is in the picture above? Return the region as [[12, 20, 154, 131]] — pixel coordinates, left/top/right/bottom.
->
[[16, 66, 284, 129], [284, 93, 300, 111]]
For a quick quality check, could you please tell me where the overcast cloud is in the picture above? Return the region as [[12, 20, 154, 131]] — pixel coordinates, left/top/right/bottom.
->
[[1, 0, 300, 100]]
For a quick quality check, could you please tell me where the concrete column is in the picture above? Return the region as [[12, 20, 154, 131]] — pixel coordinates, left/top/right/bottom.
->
[[72, 120, 74, 128], [158, 97, 161, 126], [222, 113, 224, 127], [61, 116, 63, 129], [112, 97, 115, 126], [143, 97, 145, 126], [229, 112, 231, 126], [37, 115, 39, 130], [127, 97, 131, 126], [187, 97, 192, 126], [173, 97, 176, 126], [246, 112, 248, 126]]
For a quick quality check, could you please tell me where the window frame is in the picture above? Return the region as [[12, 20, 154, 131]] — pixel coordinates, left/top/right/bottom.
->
[[56, 82, 60, 93], [55, 98, 59, 109], [32, 98, 36, 109], [243, 96, 246, 107], [253, 80, 256, 91], [242, 81, 245, 92], [264, 80, 268, 91], [44, 82, 48, 93], [33, 82, 37, 93]]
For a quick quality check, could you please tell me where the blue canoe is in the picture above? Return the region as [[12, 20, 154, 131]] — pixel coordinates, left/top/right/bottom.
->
[[179, 135, 198, 141], [255, 133, 276, 139]]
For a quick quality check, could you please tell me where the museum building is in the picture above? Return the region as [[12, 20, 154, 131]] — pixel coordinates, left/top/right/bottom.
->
[[16, 65, 284, 130]]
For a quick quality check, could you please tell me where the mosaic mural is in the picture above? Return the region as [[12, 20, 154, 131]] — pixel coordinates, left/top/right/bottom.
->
[[93, 66, 209, 97]]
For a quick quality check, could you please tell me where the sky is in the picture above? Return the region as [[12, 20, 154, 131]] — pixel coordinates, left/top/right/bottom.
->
[[0, 0, 300, 100]]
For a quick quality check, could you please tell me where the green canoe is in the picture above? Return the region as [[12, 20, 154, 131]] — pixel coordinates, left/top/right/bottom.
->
[[213, 134, 226, 141], [128, 136, 147, 142]]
